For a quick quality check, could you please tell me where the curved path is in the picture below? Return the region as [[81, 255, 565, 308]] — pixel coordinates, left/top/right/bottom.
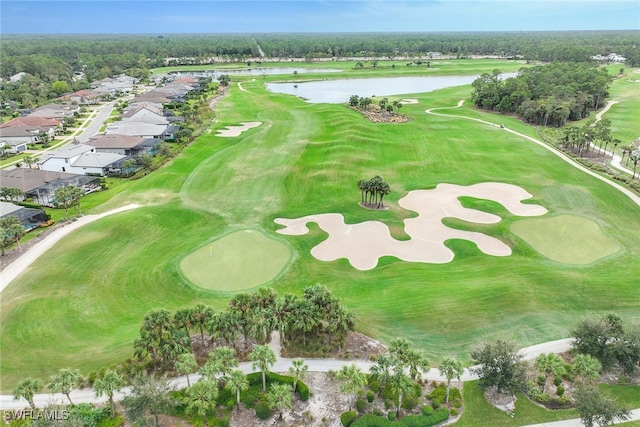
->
[[425, 101, 640, 207], [0, 204, 139, 292], [591, 100, 635, 176]]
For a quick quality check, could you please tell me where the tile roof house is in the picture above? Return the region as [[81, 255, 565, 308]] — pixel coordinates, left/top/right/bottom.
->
[[122, 106, 169, 125], [105, 121, 170, 139], [67, 89, 101, 105], [0, 168, 100, 206], [28, 103, 80, 119], [38, 143, 96, 173], [0, 116, 61, 147], [86, 134, 159, 156], [0, 201, 49, 231]]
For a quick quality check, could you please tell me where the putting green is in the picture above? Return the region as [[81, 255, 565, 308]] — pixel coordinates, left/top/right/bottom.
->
[[511, 214, 622, 265], [180, 230, 291, 291]]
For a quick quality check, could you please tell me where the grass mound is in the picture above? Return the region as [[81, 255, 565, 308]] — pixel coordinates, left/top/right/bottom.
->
[[180, 229, 291, 291]]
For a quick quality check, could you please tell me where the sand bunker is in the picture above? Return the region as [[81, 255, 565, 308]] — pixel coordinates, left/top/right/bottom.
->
[[275, 182, 547, 270], [400, 98, 419, 104], [216, 121, 261, 137]]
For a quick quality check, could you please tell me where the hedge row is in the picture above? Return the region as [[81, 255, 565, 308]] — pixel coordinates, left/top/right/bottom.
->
[[351, 408, 450, 426], [246, 371, 310, 401]]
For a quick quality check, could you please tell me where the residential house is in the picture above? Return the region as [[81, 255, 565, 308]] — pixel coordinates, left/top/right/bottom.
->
[[9, 72, 29, 83], [0, 168, 99, 206], [68, 89, 101, 105], [122, 105, 169, 125], [0, 116, 61, 148], [86, 134, 159, 156], [38, 143, 95, 173], [28, 103, 79, 119], [69, 152, 130, 176], [0, 201, 49, 231], [105, 121, 171, 139]]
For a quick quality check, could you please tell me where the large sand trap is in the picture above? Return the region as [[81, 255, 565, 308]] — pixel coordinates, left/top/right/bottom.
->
[[400, 98, 419, 104], [275, 182, 547, 270], [216, 121, 261, 137]]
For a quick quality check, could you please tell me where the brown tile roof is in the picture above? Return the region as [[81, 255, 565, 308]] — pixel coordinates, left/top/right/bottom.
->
[[0, 168, 79, 192]]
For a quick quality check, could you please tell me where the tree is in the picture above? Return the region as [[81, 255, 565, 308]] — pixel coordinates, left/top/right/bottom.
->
[[121, 158, 138, 176], [573, 353, 603, 383], [288, 358, 308, 394], [191, 303, 215, 344], [267, 383, 293, 421], [217, 74, 230, 87], [123, 373, 176, 427], [470, 339, 526, 394], [438, 357, 464, 403], [388, 365, 415, 418], [336, 364, 367, 409], [249, 344, 276, 392], [175, 352, 197, 388], [389, 338, 429, 381], [0, 215, 25, 256], [94, 369, 125, 418], [202, 346, 238, 386], [53, 185, 83, 218], [47, 368, 82, 406], [574, 384, 630, 427], [369, 353, 397, 396], [51, 80, 70, 94], [534, 353, 565, 393], [184, 380, 218, 427], [134, 308, 190, 371], [13, 378, 41, 409], [225, 370, 249, 412]]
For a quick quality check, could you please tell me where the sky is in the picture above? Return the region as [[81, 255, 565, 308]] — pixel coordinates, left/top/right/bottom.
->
[[1, 0, 639, 34]]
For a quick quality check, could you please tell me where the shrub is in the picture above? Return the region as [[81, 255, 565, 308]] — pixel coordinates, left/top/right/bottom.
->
[[367, 390, 375, 403], [384, 399, 393, 410], [401, 396, 418, 410], [552, 396, 571, 406], [255, 401, 271, 420], [387, 411, 396, 421], [341, 410, 357, 427], [421, 405, 433, 416], [427, 384, 460, 403], [423, 408, 450, 425], [537, 375, 546, 386], [453, 400, 462, 408], [556, 385, 565, 396], [553, 376, 562, 387], [352, 414, 390, 426], [373, 407, 383, 416], [356, 398, 368, 413], [431, 398, 440, 409], [451, 409, 459, 416]]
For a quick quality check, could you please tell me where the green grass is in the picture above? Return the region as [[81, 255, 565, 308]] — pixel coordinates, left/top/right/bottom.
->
[[179, 229, 292, 291], [510, 214, 622, 265], [2, 60, 640, 392]]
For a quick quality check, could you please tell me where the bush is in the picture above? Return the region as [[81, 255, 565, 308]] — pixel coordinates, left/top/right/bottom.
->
[[255, 401, 271, 420], [373, 407, 383, 416], [431, 398, 440, 409], [367, 390, 375, 403], [554, 376, 562, 387], [401, 396, 418, 410], [421, 405, 434, 416], [423, 408, 450, 425], [352, 414, 390, 426], [451, 408, 459, 416], [356, 398, 368, 413], [387, 411, 396, 421], [537, 375, 546, 386], [384, 399, 393, 410], [552, 395, 571, 406], [556, 385, 565, 396], [341, 410, 357, 427], [428, 384, 460, 403]]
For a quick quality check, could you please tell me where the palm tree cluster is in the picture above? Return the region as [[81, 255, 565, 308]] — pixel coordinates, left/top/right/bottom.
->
[[560, 119, 615, 158], [357, 175, 391, 209], [133, 285, 355, 373], [368, 338, 430, 418]]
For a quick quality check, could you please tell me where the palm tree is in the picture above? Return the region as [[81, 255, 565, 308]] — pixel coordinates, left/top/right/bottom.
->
[[174, 307, 195, 339], [288, 358, 308, 394], [225, 370, 249, 412], [94, 369, 125, 418], [13, 378, 41, 409], [388, 365, 415, 418], [336, 364, 367, 409], [48, 368, 82, 406], [267, 383, 293, 421], [184, 380, 218, 427], [438, 357, 464, 403], [534, 353, 565, 393], [573, 353, 602, 383], [206, 346, 238, 386], [175, 352, 197, 387], [249, 344, 276, 392], [369, 354, 397, 396], [192, 304, 215, 345]]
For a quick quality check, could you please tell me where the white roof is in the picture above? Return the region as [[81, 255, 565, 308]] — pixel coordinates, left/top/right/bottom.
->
[[72, 152, 126, 167]]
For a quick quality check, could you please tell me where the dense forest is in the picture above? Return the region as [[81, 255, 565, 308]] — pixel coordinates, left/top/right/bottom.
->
[[471, 62, 614, 127]]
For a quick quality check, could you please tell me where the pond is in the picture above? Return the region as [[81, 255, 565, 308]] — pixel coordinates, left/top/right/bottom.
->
[[171, 67, 343, 78], [266, 73, 517, 103]]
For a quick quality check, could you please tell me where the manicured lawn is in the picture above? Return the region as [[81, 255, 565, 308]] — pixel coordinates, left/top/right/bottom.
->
[[2, 60, 639, 392], [179, 229, 292, 291]]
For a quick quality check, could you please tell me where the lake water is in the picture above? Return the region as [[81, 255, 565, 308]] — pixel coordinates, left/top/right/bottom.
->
[[171, 67, 343, 78], [266, 73, 517, 103]]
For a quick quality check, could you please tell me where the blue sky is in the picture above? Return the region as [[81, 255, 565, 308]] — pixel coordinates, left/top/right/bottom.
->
[[1, 1, 639, 34]]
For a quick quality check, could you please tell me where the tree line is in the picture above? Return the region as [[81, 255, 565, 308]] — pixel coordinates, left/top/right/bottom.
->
[[471, 62, 613, 127]]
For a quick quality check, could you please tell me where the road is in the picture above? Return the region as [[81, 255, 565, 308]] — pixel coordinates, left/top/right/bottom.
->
[[75, 102, 114, 143]]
